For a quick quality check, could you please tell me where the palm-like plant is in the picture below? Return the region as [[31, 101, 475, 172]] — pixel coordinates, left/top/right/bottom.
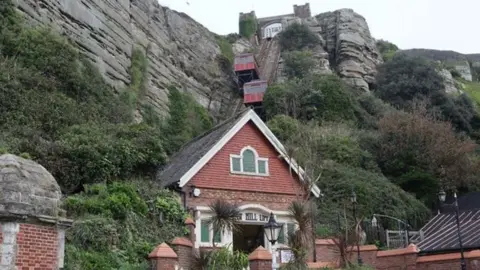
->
[[208, 199, 241, 247], [285, 200, 313, 269]]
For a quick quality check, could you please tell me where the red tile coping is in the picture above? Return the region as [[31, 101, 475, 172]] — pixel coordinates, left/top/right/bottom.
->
[[148, 242, 178, 259], [315, 238, 336, 245], [377, 244, 419, 257], [417, 250, 480, 263], [307, 261, 338, 268], [350, 244, 378, 252], [172, 237, 193, 247], [248, 246, 272, 261], [185, 217, 195, 226]]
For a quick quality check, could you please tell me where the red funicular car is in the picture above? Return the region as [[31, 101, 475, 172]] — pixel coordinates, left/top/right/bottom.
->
[[243, 80, 268, 104]]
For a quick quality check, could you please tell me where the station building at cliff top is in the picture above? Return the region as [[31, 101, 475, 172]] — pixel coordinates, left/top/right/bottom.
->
[[156, 108, 320, 254]]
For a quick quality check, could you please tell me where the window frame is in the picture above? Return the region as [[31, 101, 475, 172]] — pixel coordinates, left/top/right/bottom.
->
[[229, 146, 269, 176]]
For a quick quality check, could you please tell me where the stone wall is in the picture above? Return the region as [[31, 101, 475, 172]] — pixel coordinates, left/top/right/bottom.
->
[[15, 0, 239, 119], [0, 155, 72, 270], [294, 3, 311, 19]]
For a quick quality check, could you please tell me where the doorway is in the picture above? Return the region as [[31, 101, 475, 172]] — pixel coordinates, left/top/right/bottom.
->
[[233, 224, 265, 253]]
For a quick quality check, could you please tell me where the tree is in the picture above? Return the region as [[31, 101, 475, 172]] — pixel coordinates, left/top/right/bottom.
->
[[375, 54, 478, 133], [264, 74, 359, 123], [377, 102, 478, 205], [375, 55, 444, 108]]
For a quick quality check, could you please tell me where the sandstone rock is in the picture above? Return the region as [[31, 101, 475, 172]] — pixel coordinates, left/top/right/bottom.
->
[[454, 60, 473, 81], [438, 69, 462, 94], [14, 0, 239, 120], [316, 9, 383, 91], [232, 38, 254, 55], [0, 154, 63, 219]]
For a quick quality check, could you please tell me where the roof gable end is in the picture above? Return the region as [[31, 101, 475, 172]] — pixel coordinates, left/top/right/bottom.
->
[[178, 109, 320, 197]]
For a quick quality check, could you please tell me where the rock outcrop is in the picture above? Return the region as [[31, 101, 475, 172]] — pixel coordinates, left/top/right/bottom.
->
[[14, 0, 239, 119], [454, 60, 473, 81], [438, 68, 462, 94], [315, 9, 383, 91], [401, 49, 476, 83]]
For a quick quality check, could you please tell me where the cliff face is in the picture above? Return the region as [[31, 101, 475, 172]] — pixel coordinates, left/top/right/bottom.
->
[[15, 0, 239, 119], [315, 9, 383, 91], [401, 49, 476, 82]]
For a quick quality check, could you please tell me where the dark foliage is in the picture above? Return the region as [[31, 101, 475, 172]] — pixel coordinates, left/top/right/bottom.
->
[[279, 23, 320, 51], [375, 54, 478, 133]]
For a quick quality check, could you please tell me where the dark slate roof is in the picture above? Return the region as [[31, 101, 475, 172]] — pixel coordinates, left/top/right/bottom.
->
[[442, 192, 480, 212], [417, 209, 480, 253], [156, 108, 250, 188]]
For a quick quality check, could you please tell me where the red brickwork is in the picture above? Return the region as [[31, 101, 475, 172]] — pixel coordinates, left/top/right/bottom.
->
[[249, 246, 272, 270], [184, 121, 304, 209], [172, 237, 193, 270], [148, 243, 179, 270], [315, 239, 480, 270], [15, 223, 58, 270]]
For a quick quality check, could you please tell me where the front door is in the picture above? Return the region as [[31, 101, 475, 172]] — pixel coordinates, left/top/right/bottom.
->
[[233, 224, 265, 253]]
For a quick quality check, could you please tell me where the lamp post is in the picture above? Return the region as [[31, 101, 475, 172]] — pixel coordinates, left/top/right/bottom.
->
[[438, 189, 467, 270], [351, 190, 362, 266], [264, 212, 282, 270]]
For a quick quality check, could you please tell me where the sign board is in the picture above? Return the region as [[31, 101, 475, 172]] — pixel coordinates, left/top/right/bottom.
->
[[280, 250, 293, 263], [235, 211, 270, 222]]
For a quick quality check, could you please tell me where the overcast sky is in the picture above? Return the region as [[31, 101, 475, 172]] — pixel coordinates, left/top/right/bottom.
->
[[158, 0, 478, 54]]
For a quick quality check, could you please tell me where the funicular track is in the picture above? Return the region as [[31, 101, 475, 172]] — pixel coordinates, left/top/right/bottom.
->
[[256, 38, 281, 84]]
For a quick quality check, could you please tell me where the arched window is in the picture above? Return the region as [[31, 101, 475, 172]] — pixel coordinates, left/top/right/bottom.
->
[[230, 146, 269, 176]]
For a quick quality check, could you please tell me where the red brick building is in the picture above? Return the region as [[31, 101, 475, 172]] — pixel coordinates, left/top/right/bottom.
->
[[157, 109, 320, 258]]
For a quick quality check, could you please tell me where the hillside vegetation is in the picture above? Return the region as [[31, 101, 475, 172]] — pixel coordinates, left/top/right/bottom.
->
[[2, 0, 480, 267], [0, 1, 211, 269], [268, 24, 480, 232]]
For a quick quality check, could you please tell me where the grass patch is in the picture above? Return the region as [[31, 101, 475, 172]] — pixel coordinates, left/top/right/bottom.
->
[[215, 35, 234, 65], [460, 80, 480, 110]]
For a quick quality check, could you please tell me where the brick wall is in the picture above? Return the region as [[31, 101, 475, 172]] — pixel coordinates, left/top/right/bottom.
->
[[315, 239, 480, 270], [0, 222, 62, 270], [15, 223, 58, 269], [184, 121, 304, 210]]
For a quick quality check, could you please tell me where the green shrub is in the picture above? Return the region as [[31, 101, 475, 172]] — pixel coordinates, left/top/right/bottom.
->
[[267, 114, 301, 142], [215, 35, 234, 64], [316, 163, 431, 230], [165, 86, 213, 154], [197, 247, 249, 270], [128, 47, 148, 108], [65, 182, 187, 269], [283, 50, 316, 78], [375, 54, 478, 133], [375, 39, 398, 61], [279, 23, 320, 51]]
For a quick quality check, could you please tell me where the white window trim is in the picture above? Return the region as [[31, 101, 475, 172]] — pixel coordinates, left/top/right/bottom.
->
[[230, 146, 269, 176], [199, 218, 230, 248]]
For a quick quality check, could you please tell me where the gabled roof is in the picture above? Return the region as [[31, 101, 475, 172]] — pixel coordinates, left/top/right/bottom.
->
[[417, 209, 480, 253], [156, 108, 320, 197]]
